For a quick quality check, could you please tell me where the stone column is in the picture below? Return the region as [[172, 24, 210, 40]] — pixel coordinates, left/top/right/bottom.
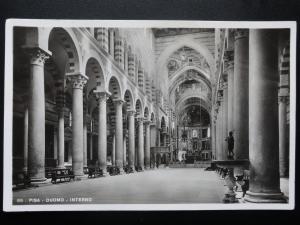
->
[[68, 73, 88, 177], [128, 53, 135, 81], [57, 110, 65, 168], [67, 142, 72, 163], [114, 99, 125, 174], [211, 118, 216, 160], [26, 47, 50, 183], [245, 29, 286, 203], [112, 133, 116, 166], [128, 110, 135, 171], [114, 36, 124, 69], [83, 121, 87, 168], [138, 67, 144, 90], [233, 29, 249, 160], [94, 91, 109, 175], [95, 28, 109, 52], [23, 107, 28, 173], [137, 117, 144, 171], [109, 28, 114, 56], [163, 133, 167, 147], [279, 96, 289, 177], [53, 129, 58, 161], [89, 133, 93, 161], [157, 128, 161, 147], [224, 50, 234, 132], [144, 120, 151, 169], [123, 135, 127, 166], [124, 44, 128, 74], [216, 104, 223, 160], [222, 80, 228, 159]]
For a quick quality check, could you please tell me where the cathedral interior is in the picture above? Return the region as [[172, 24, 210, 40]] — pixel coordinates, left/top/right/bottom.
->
[[11, 27, 291, 205]]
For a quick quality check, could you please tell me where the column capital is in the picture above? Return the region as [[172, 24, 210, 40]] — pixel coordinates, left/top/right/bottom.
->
[[127, 109, 136, 116], [150, 122, 156, 127], [66, 73, 88, 90], [144, 119, 151, 125], [94, 90, 111, 102], [234, 29, 249, 40], [136, 116, 144, 123], [113, 98, 125, 106], [23, 47, 51, 66]]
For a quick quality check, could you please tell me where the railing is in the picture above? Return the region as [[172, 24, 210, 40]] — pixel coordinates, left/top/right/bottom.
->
[[151, 146, 170, 153]]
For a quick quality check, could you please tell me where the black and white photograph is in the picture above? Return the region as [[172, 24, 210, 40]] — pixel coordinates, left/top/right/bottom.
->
[[3, 20, 296, 211]]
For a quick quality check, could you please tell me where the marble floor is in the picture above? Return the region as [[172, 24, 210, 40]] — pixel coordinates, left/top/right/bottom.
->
[[13, 168, 225, 204]]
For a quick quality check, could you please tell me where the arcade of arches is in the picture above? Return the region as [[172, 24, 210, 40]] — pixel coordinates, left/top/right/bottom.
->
[[12, 27, 290, 203]]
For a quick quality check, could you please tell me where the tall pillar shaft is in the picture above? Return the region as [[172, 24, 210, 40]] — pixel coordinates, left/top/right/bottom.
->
[[95, 91, 109, 175], [138, 68, 144, 90], [53, 129, 58, 160], [216, 103, 224, 160], [137, 118, 144, 171], [109, 29, 114, 56], [27, 48, 50, 183], [23, 107, 28, 173], [222, 82, 228, 159], [112, 133, 116, 166], [96, 28, 109, 52], [163, 133, 167, 147], [233, 29, 249, 160], [57, 111, 65, 168], [279, 96, 288, 177], [123, 136, 127, 165], [124, 47, 128, 74], [114, 100, 124, 173], [69, 74, 88, 177], [128, 111, 135, 171], [144, 121, 151, 169], [83, 121, 87, 168], [224, 50, 234, 132], [128, 53, 135, 81], [157, 129, 161, 147], [114, 36, 124, 69], [245, 29, 286, 203], [68, 141, 72, 163], [89, 133, 93, 160]]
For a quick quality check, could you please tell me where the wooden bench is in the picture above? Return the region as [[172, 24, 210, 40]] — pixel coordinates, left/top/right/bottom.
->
[[88, 167, 102, 178], [51, 168, 75, 184]]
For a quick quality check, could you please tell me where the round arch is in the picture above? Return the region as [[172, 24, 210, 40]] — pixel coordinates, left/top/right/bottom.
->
[[124, 89, 134, 111], [176, 96, 211, 115], [168, 68, 212, 97], [144, 107, 150, 120], [157, 37, 215, 77], [135, 99, 143, 116], [47, 28, 82, 75], [108, 76, 122, 100]]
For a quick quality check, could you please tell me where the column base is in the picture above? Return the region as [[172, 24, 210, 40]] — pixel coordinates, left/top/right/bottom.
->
[[30, 177, 48, 184], [137, 166, 144, 172], [145, 166, 150, 170], [119, 168, 125, 175], [244, 191, 287, 203], [102, 170, 110, 177], [223, 192, 238, 203], [74, 173, 85, 181]]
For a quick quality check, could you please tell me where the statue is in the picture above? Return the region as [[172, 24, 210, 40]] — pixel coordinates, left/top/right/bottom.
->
[[225, 131, 234, 160]]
